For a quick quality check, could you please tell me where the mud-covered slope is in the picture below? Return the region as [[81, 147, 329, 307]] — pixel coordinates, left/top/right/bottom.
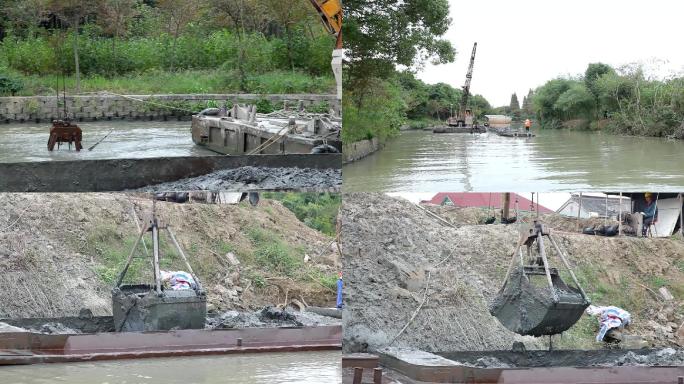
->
[[342, 193, 684, 353], [0, 193, 339, 318]]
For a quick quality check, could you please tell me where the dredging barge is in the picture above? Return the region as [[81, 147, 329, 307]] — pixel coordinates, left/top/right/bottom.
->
[[0, 325, 341, 365], [191, 104, 342, 155]]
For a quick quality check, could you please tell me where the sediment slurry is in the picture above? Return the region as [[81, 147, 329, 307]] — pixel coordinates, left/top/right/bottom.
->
[[0, 306, 340, 335], [138, 166, 341, 192], [489, 266, 589, 336], [341, 193, 684, 353]]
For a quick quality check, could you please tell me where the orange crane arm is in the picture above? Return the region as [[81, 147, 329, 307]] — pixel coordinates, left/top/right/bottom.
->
[[308, 0, 343, 49]]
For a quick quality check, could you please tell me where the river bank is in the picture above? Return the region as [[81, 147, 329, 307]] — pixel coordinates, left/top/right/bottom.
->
[[0, 93, 338, 123], [0, 193, 340, 319], [341, 193, 684, 353], [342, 129, 684, 192]]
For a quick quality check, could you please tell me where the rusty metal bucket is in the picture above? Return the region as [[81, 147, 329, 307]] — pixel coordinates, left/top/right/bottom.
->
[[490, 266, 589, 336]]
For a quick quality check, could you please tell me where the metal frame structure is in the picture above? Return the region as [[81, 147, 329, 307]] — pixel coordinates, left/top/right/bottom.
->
[[115, 200, 203, 294]]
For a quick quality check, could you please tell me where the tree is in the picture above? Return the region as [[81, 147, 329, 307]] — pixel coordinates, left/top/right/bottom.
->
[[96, 0, 140, 52], [522, 89, 534, 114], [584, 62, 614, 120], [509, 93, 520, 115], [157, 0, 204, 71], [532, 78, 574, 125], [263, 0, 311, 71], [344, 0, 456, 103], [553, 82, 594, 119], [1, 0, 48, 38], [47, 0, 98, 93]]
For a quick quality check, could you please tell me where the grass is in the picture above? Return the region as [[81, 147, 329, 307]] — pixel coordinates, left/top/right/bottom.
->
[[405, 117, 442, 130], [553, 260, 662, 349], [87, 223, 193, 286], [246, 226, 303, 277], [4, 69, 335, 96], [308, 270, 338, 291], [650, 276, 669, 289]]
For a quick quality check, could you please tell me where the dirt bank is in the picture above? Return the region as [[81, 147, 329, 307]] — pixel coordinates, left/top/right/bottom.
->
[[0, 193, 340, 319], [423, 204, 614, 232], [137, 166, 341, 192], [342, 194, 684, 353]]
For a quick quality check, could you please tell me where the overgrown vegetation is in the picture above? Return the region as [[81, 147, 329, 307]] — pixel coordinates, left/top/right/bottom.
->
[[0, 0, 336, 96], [531, 62, 684, 138], [343, 0, 470, 144], [262, 192, 341, 236], [86, 223, 184, 286], [247, 226, 303, 277]]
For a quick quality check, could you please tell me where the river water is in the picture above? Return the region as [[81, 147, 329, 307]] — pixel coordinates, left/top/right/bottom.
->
[[343, 129, 684, 192], [0, 121, 215, 163], [0, 351, 341, 384]]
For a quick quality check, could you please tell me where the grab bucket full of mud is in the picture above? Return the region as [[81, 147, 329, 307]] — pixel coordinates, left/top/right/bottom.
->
[[112, 284, 207, 332], [490, 222, 590, 337], [489, 266, 589, 336]]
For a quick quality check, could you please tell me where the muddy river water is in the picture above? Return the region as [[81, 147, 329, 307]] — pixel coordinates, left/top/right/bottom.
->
[[0, 121, 215, 163], [0, 351, 341, 384], [343, 129, 684, 192]]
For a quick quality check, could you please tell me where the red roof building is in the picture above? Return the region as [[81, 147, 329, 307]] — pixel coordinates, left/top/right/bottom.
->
[[422, 192, 553, 214]]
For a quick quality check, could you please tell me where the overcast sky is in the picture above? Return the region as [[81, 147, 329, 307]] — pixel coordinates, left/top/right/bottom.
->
[[416, 0, 684, 107]]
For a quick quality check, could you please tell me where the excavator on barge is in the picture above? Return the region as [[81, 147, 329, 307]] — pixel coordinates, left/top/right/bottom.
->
[[434, 42, 486, 134], [191, 0, 343, 156]]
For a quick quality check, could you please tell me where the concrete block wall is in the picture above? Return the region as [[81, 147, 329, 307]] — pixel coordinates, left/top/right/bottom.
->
[[0, 93, 339, 123]]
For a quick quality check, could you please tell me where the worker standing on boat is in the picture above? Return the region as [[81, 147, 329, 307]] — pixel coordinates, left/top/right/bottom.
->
[[524, 119, 532, 133]]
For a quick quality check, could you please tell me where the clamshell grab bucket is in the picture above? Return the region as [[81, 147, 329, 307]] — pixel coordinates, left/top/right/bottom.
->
[[490, 266, 589, 336], [490, 221, 590, 337]]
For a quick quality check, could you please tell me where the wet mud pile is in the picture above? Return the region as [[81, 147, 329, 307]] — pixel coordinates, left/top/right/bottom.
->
[[137, 166, 341, 192], [341, 193, 543, 353], [207, 306, 341, 329], [437, 347, 684, 367], [1, 306, 341, 335], [341, 193, 684, 353]]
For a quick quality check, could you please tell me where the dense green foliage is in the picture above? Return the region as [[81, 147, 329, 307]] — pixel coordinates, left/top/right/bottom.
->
[[343, 77, 407, 142], [263, 193, 340, 237], [343, 0, 462, 143], [0, 0, 336, 95], [344, 0, 455, 85], [532, 63, 684, 138], [342, 70, 493, 143], [0, 74, 23, 95]]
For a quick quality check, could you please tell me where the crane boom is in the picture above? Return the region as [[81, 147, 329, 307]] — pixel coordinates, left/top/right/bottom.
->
[[308, 0, 342, 49], [460, 42, 477, 117], [448, 42, 477, 127], [307, 0, 343, 104]]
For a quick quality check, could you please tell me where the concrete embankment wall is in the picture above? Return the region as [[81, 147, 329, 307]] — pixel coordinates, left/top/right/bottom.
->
[[0, 154, 341, 192], [0, 93, 339, 123], [343, 138, 380, 163]]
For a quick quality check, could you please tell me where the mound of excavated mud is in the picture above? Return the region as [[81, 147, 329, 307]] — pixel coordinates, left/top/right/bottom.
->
[[137, 166, 341, 192], [341, 194, 684, 353], [0, 193, 338, 319], [342, 193, 543, 353]]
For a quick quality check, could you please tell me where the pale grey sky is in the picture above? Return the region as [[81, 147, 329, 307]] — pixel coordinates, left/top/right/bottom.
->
[[417, 0, 684, 107]]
